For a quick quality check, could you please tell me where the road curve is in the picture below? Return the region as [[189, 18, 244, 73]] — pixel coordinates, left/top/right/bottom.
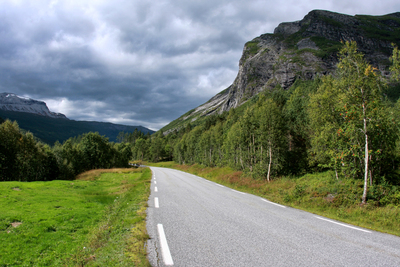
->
[[146, 167, 400, 266]]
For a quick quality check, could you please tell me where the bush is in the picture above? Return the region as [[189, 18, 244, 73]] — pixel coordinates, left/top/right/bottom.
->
[[1, 120, 134, 181]]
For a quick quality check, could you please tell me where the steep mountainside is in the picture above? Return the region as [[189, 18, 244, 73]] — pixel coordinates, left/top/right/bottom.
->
[[0, 93, 154, 144], [161, 10, 400, 133], [0, 109, 154, 144], [0, 93, 68, 119]]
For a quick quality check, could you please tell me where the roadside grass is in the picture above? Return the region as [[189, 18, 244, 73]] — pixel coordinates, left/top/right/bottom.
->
[[0, 168, 151, 266], [149, 161, 400, 236]]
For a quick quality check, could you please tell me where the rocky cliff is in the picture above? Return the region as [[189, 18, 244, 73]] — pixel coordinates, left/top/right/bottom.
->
[[0, 93, 68, 119], [162, 10, 400, 133]]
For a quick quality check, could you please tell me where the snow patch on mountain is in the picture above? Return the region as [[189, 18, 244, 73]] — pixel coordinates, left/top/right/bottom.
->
[[0, 93, 68, 119]]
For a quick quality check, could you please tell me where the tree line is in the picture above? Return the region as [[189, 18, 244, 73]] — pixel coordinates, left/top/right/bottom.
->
[[2, 41, 400, 204], [0, 121, 132, 182], [129, 42, 400, 204]]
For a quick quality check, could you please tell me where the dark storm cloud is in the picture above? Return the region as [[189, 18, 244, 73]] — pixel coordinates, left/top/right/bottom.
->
[[0, 0, 399, 130]]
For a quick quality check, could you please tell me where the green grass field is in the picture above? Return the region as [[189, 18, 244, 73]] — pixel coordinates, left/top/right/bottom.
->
[[0, 168, 151, 266]]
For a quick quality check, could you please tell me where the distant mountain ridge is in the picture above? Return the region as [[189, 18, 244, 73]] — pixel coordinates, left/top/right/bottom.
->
[[0, 92, 68, 119], [161, 10, 400, 134], [0, 93, 154, 144]]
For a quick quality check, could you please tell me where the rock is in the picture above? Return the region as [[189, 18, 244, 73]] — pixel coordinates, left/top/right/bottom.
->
[[0, 93, 68, 119], [162, 10, 400, 133]]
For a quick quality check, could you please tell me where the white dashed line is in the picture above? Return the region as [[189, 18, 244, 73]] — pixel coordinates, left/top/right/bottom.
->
[[315, 216, 372, 233], [155, 197, 159, 208], [155, 187, 158, 192], [261, 199, 286, 208], [157, 224, 174, 266], [154, 181, 157, 184]]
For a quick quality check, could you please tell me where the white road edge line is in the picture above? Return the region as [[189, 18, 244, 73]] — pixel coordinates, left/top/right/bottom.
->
[[261, 199, 286, 208], [315, 216, 372, 233], [232, 189, 246, 195], [157, 224, 174, 266], [155, 187, 158, 192], [155, 197, 159, 208], [216, 184, 224, 187]]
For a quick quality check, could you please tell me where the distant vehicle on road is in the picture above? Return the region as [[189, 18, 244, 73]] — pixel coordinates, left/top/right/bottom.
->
[[129, 163, 140, 168]]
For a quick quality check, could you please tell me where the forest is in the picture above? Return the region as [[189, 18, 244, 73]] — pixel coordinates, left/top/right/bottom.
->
[[128, 42, 400, 204], [1, 42, 400, 205], [0, 122, 137, 182]]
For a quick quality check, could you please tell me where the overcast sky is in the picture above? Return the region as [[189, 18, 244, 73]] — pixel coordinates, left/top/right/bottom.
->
[[1, 0, 399, 130]]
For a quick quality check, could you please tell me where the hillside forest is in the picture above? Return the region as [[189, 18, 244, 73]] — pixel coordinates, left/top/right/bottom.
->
[[1, 42, 400, 205], [130, 42, 400, 204]]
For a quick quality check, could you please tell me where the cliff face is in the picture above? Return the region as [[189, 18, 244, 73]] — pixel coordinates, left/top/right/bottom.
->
[[162, 10, 400, 133], [219, 10, 400, 112], [0, 93, 68, 119]]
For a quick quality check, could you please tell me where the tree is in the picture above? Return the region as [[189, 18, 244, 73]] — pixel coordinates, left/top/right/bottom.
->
[[0, 120, 23, 181], [0, 120, 61, 181], [391, 44, 400, 81], [309, 75, 343, 178], [133, 138, 147, 161], [223, 122, 242, 169], [336, 41, 388, 204], [80, 132, 112, 170], [310, 41, 395, 204], [284, 80, 317, 175], [149, 132, 164, 162], [112, 142, 133, 167], [255, 98, 287, 181]]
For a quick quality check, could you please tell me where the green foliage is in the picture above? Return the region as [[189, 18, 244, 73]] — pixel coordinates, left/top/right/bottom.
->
[[355, 15, 400, 49], [80, 132, 113, 170], [309, 41, 399, 204], [284, 79, 321, 174], [0, 168, 151, 266], [138, 43, 400, 191], [391, 44, 400, 82], [0, 121, 60, 182], [0, 110, 153, 145], [244, 40, 261, 58], [1, 121, 133, 182], [310, 36, 344, 59], [309, 75, 342, 170], [317, 14, 344, 28], [384, 83, 400, 102]]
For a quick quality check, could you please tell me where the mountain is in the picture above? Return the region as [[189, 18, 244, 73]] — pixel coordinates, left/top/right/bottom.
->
[[0, 93, 68, 119], [0, 93, 154, 144], [161, 10, 400, 134]]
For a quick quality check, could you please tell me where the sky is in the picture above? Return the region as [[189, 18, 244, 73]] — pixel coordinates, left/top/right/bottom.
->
[[1, 0, 399, 130]]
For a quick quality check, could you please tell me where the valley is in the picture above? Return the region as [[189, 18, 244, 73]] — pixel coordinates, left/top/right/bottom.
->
[[2, 8, 400, 267]]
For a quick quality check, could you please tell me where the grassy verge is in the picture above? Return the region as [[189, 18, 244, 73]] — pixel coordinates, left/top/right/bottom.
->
[[0, 168, 151, 266], [149, 161, 400, 236]]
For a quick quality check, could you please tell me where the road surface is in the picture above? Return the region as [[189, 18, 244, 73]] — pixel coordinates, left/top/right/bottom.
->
[[146, 167, 400, 266]]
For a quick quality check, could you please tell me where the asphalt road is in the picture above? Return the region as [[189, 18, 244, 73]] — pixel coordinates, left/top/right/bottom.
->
[[146, 167, 400, 266]]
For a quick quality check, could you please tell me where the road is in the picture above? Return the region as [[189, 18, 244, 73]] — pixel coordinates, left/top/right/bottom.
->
[[146, 167, 400, 266]]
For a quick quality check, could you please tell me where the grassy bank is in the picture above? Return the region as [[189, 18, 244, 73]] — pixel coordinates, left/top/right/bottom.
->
[[150, 161, 400, 236], [0, 168, 151, 266]]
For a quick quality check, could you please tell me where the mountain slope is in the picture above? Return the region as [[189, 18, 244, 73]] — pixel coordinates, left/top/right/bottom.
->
[[161, 10, 400, 133], [0, 93, 68, 119], [0, 110, 154, 144]]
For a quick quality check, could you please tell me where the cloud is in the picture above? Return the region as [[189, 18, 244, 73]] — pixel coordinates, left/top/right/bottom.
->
[[1, 0, 400, 130]]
